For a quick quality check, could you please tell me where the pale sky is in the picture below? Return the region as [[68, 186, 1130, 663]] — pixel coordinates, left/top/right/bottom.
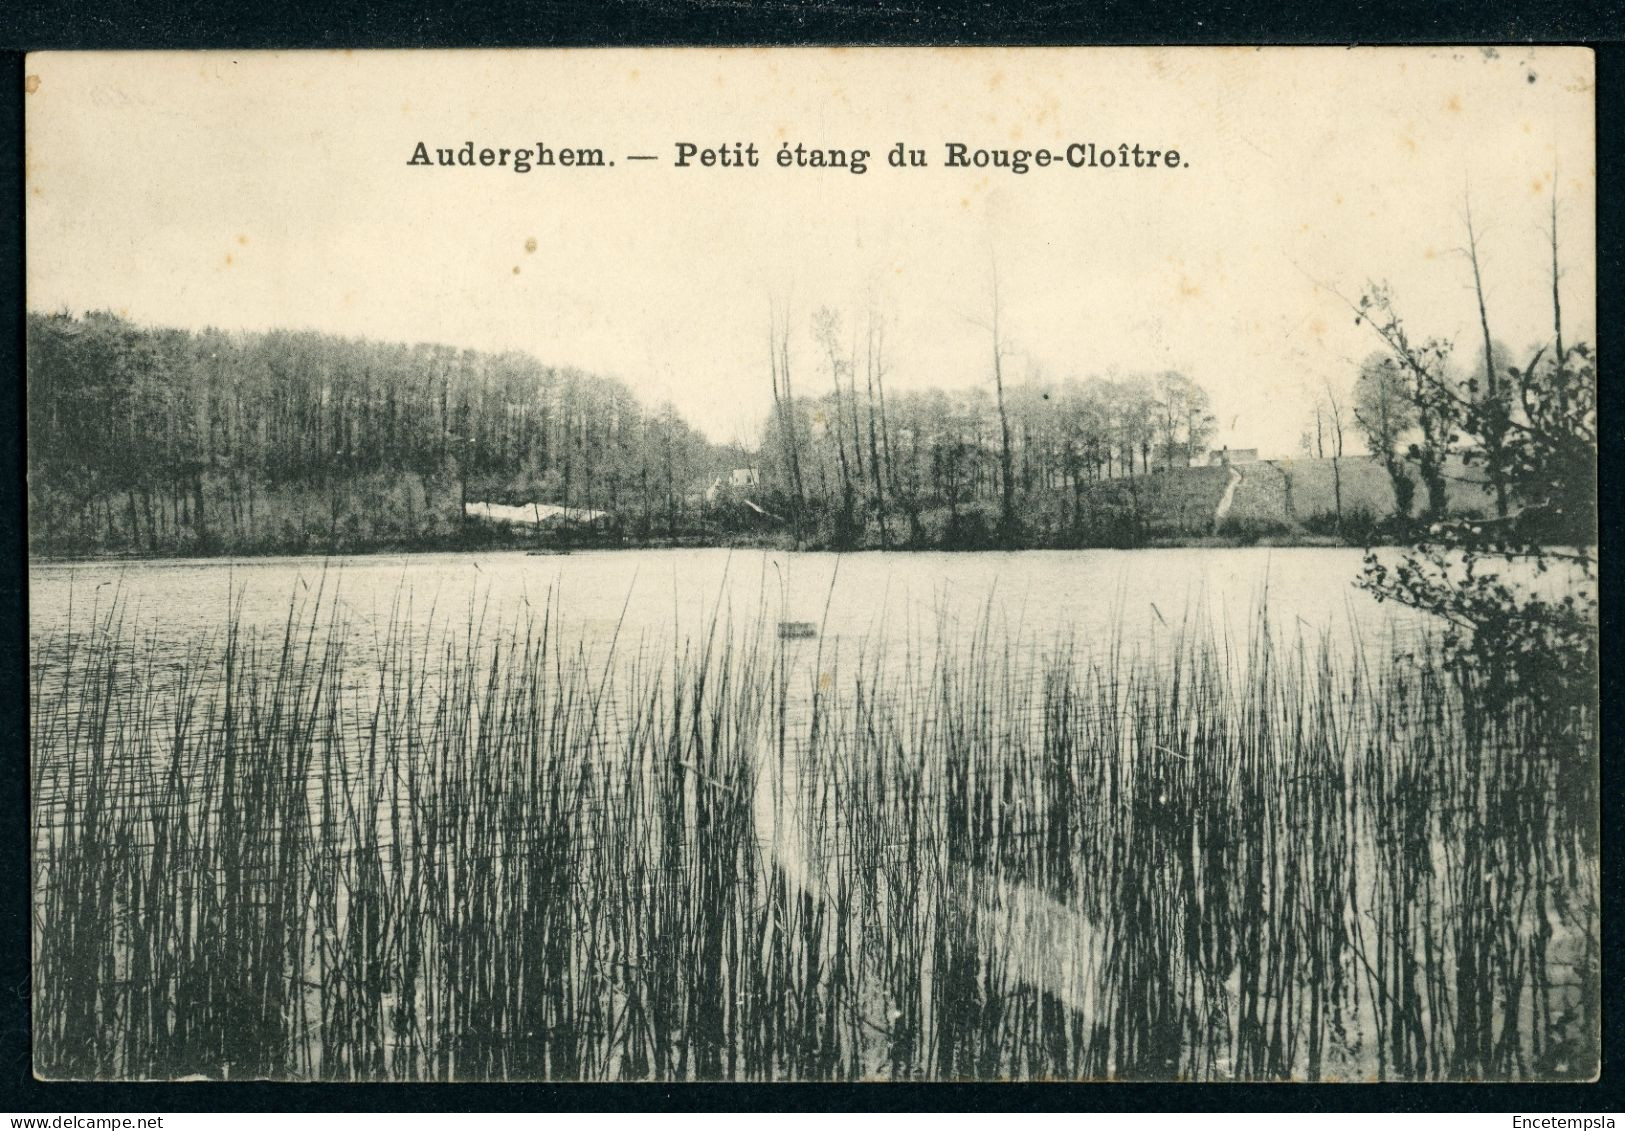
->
[[25, 47, 1595, 457]]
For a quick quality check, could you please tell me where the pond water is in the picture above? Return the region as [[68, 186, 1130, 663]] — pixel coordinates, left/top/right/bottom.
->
[[27, 545, 1598, 1082], [29, 545, 1426, 672]]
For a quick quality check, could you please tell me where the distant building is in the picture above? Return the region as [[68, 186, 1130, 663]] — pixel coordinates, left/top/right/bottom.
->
[[464, 501, 608, 526], [1208, 447, 1259, 467], [702, 469, 760, 504]]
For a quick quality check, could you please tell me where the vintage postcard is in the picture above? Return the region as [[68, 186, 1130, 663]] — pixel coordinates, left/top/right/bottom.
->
[[25, 47, 1597, 1082]]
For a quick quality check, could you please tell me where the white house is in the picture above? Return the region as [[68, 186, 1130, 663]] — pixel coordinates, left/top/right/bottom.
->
[[464, 501, 608, 526]]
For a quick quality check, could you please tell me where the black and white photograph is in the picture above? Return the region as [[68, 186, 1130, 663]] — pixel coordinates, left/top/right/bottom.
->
[[23, 46, 1599, 1083]]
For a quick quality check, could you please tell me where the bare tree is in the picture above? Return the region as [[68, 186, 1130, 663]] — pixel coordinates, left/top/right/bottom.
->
[[813, 306, 858, 546], [1320, 377, 1347, 531], [1463, 195, 1511, 519], [863, 309, 891, 547], [974, 255, 1018, 542], [768, 297, 807, 544]]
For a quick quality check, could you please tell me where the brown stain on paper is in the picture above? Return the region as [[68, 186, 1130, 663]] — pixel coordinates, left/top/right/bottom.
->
[[24, 74, 40, 94]]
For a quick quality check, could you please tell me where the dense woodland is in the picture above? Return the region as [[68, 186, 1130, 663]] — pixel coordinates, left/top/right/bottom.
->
[[27, 311, 731, 555], [29, 302, 1527, 558], [28, 308, 1248, 557], [755, 303, 1227, 549]]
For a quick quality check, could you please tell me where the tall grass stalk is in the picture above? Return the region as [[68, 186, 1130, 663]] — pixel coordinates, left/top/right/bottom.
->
[[30, 590, 1597, 1080]]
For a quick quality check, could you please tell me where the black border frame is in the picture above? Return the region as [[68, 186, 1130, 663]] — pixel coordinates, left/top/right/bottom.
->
[[0, 3, 1619, 1113]]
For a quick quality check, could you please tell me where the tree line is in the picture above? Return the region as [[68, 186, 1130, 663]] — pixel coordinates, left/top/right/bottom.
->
[[28, 307, 1238, 558], [27, 311, 729, 555], [760, 300, 1220, 550]]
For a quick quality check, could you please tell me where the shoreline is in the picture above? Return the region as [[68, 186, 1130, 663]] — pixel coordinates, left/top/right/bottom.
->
[[28, 530, 1391, 566]]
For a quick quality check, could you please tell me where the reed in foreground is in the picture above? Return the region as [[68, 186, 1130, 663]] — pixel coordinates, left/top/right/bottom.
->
[[30, 593, 1598, 1081]]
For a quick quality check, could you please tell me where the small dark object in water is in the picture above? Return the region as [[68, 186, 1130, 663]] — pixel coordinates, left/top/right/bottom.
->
[[527, 549, 572, 556], [778, 621, 817, 639]]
